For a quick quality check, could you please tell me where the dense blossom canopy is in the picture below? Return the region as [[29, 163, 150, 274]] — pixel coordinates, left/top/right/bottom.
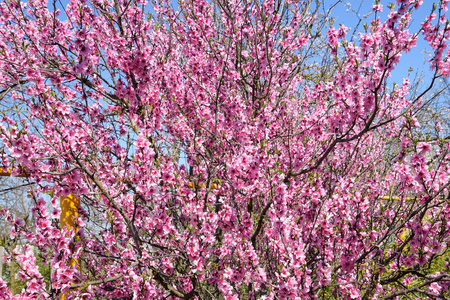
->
[[1, 0, 450, 299]]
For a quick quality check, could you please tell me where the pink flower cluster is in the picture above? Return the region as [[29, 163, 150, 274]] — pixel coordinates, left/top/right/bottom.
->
[[0, 0, 449, 299]]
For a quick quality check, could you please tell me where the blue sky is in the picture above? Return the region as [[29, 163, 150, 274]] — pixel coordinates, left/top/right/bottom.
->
[[330, 0, 439, 88]]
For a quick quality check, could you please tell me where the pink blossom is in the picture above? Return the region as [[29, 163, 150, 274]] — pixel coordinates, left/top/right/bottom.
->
[[372, 4, 383, 12], [417, 142, 431, 153]]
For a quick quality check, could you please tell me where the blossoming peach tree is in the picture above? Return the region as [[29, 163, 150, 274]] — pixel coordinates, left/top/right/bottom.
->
[[0, 0, 450, 298]]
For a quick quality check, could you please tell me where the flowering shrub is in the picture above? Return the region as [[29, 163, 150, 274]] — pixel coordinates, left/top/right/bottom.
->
[[0, 0, 450, 299]]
